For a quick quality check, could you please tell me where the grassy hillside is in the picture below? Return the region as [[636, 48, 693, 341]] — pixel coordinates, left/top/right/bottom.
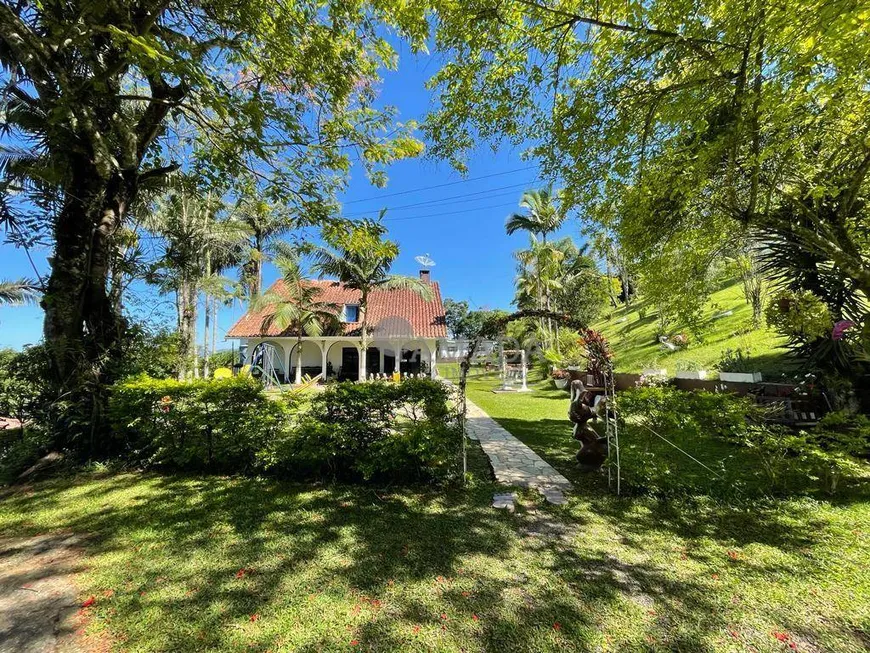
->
[[593, 279, 792, 377]]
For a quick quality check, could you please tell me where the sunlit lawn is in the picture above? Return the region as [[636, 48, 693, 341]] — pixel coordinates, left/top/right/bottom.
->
[[3, 453, 869, 652], [593, 279, 792, 376], [3, 378, 869, 652]]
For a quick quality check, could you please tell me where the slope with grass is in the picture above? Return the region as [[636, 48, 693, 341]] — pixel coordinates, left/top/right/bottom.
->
[[593, 279, 791, 376]]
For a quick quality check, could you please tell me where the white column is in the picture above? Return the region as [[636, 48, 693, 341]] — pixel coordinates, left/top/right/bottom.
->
[[520, 349, 528, 391], [357, 344, 364, 382], [428, 340, 437, 379], [320, 341, 328, 380], [379, 347, 385, 374], [284, 343, 292, 384]]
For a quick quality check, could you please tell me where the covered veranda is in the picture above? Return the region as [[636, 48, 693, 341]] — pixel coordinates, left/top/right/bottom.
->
[[241, 336, 439, 383]]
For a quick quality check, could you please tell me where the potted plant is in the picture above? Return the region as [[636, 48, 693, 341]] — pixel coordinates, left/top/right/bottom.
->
[[675, 359, 707, 380], [716, 348, 762, 383], [640, 358, 668, 378], [551, 368, 570, 389]]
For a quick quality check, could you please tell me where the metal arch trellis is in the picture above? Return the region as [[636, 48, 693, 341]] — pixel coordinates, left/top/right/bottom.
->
[[602, 360, 621, 495]]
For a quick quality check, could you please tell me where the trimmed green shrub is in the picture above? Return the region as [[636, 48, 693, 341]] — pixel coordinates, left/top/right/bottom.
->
[[109, 374, 291, 472], [259, 378, 462, 482], [109, 375, 461, 483]]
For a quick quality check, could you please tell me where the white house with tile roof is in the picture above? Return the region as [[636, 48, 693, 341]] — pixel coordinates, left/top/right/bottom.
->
[[226, 270, 447, 382]]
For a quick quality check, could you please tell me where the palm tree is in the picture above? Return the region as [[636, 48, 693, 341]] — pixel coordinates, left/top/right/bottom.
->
[[513, 234, 565, 347], [145, 185, 248, 379], [307, 219, 433, 381], [507, 188, 568, 345], [505, 187, 566, 245], [253, 250, 341, 384], [0, 279, 38, 305], [232, 197, 295, 301]]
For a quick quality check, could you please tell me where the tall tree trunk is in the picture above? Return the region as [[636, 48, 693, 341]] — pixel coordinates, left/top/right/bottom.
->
[[42, 165, 134, 453], [245, 233, 265, 301], [203, 293, 211, 378], [177, 279, 198, 380], [295, 335, 303, 384], [212, 295, 219, 369], [202, 252, 212, 378], [190, 282, 199, 379]]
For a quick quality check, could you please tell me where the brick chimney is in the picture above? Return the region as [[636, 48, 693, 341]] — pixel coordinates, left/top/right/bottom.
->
[[419, 269, 431, 283]]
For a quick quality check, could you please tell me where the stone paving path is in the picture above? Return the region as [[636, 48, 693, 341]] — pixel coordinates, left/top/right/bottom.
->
[[465, 399, 572, 505]]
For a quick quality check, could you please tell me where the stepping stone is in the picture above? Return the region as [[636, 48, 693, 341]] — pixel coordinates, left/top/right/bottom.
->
[[492, 493, 517, 512], [541, 487, 568, 505]]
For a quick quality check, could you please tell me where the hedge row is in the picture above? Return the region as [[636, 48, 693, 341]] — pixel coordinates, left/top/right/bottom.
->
[[109, 375, 462, 483]]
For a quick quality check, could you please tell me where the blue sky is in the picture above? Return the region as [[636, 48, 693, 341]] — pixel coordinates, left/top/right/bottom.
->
[[0, 44, 577, 351]]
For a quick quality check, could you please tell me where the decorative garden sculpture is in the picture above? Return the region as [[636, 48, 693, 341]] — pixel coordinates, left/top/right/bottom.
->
[[568, 380, 608, 470]]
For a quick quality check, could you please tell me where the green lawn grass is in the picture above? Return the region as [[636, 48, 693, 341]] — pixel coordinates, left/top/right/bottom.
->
[[593, 279, 792, 376], [3, 436, 869, 651]]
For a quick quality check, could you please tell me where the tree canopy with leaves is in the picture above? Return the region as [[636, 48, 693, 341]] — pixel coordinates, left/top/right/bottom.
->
[[426, 0, 869, 319], [0, 0, 428, 446]]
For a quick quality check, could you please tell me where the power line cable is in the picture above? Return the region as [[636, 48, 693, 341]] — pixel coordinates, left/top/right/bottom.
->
[[345, 181, 535, 216], [383, 200, 519, 222], [341, 165, 539, 205]]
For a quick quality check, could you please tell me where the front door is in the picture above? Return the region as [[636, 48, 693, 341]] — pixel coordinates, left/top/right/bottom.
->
[[340, 347, 359, 381]]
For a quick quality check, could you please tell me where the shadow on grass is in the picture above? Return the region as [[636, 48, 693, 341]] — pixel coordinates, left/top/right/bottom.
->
[[2, 432, 867, 651], [0, 443, 646, 652]]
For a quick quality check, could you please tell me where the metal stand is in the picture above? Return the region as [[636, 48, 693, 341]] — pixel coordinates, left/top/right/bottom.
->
[[602, 361, 621, 495], [250, 342, 283, 389], [497, 344, 529, 392]]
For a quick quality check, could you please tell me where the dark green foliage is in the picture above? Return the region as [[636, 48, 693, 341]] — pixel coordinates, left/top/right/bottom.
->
[[810, 411, 870, 459], [265, 378, 462, 482], [0, 347, 55, 482], [116, 327, 182, 380], [109, 376, 461, 484], [618, 387, 867, 496], [207, 349, 237, 371], [109, 375, 288, 472]]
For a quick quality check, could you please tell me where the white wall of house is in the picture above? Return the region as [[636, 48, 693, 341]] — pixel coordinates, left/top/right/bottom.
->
[[437, 338, 497, 360]]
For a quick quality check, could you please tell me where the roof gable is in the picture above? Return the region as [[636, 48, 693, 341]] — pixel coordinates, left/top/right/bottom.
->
[[226, 279, 447, 339]]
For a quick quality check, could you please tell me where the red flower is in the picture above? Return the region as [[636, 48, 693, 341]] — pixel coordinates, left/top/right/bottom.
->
[[553, 622, 562, 631], [789, 643, 798, 650], [472, 614, 479, 621], [728, 629, 740, 639], [81, 596, 96, 608], [711, 573, 720, 580], [440, 613, 448, 620], [461, 591, 471, 598], [412, 625, 421, 634], [773, 631, 790, 642], [249, 614, 260, 622], [727, 550, 739, 560], [350, 639, 359, 646]]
